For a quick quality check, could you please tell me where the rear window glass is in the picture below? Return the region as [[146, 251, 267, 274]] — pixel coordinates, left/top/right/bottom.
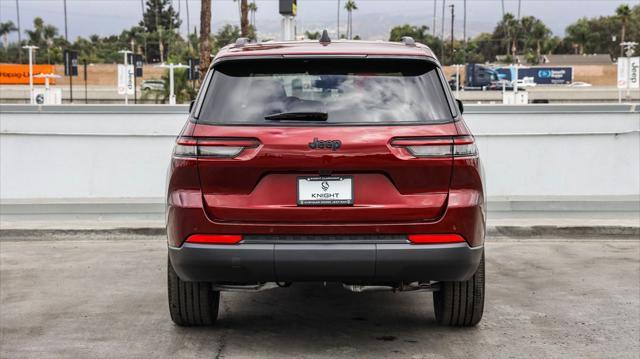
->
[[197, 58, 453, 125]]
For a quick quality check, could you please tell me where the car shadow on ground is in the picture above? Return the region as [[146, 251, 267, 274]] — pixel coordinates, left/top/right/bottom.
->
[[168, 282, 484, 357]]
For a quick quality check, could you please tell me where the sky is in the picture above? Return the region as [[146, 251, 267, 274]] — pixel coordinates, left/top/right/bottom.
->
[[0, 0, 637, 42]]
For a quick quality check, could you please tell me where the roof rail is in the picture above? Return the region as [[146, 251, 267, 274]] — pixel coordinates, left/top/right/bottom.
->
[[234, 37, 249, 47], [401, 36, 416, 46]]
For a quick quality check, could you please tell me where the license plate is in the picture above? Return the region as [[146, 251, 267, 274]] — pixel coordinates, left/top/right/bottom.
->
[[297, 176, 353, 206]]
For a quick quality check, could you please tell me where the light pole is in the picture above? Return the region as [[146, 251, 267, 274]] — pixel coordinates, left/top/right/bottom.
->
[[337, 0, 340, 38], [440, 0, 446, 63], [449, 4, 454, 62], [118, 49, 133, 104], [63, 0, 69, 41], [155, 63, 189, 105], [463, 0, 466, 43], [432, 0, 437, 37], [22, 45, 38, 104], [16, 0, 22, 61], [185, 0, 191, 52]]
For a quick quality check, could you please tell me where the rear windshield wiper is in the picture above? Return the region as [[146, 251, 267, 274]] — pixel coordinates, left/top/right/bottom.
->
[[264, 112, 328, 121]]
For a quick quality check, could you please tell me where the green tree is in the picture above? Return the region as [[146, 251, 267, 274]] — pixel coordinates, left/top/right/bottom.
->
[[214, 24, 241, 50], [25, 17, 45, 45], [455, 38, 489, 64], [389, 24, 443, 54], [140, 0, 181, 63], [616, 4, 631, 55], [566, 18, 593, 54], [344, 0, 357, 40], [160, 68, 195, 104], [0, 21, 18, 49], [248, 1, 258, 28], [469, 32, 501, 63], [493, 13, 519, 58], [520, 16, 551, 63], [120, 26, 147, 56], [43, 23, 58, 64], [305, 31, 321, 40], [563, 5, 640, 58], [24, 17, 66, 64]]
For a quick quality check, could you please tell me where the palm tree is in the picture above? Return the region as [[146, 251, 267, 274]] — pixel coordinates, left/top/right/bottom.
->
[[26, 17, 45, 45], [0, 21, 18, 49], [240, 0, 249, 37], [616, 4, 631, 56], [248, 1, 257, 28], [199, 0, 211, 82], [518, 16, 550, 64], [43, 24, 57, 64], [566, 18, 590, 54], [233, 0, 249, 37], [530, 20, 551, 59], [344, 0, 357, 40], [495, 13, 518, 57]]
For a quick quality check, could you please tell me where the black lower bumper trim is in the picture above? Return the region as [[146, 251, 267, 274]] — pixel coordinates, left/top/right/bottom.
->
[[169, 241, 483, 283]]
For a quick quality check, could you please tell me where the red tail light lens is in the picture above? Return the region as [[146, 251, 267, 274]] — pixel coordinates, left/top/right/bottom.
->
[[391, 136, 477, 158], [185, 234, 243, 244], [408, 234, 466, 244], [174, 137, 260, 158]]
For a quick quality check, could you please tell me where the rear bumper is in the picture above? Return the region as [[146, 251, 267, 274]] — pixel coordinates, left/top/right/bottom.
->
[[169, 239, 483, 283], [167, 188, 486, 248]]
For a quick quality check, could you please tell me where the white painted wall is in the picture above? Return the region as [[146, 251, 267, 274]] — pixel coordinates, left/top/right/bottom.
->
[[1, 104, 638, 214]]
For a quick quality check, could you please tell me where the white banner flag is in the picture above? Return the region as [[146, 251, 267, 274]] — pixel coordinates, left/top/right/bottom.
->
[[117, 64, 135, 95], [617, 57, 628, 89], [629, 57, 639, 89]]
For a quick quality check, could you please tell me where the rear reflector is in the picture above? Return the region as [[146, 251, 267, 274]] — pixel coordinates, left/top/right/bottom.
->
[[185, 234, 243, 244], [408, 234, 465, 244]]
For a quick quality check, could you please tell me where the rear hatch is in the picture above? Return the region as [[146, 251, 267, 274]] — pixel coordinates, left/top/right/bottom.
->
[[192, 57, 458, 224]]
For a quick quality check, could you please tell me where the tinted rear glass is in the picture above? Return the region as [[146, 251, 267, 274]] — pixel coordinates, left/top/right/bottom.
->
[[197, 58, 453, 125]]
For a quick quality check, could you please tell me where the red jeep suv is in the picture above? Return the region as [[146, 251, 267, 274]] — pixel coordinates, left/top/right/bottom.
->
[[166, 35, 485, 327]]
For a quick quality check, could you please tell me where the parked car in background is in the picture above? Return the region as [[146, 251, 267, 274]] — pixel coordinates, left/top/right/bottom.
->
[[513, 77, 537, 88], [166, 35, 486, 328], [141, 79, 165, 91], [568, 81, 593, 87]]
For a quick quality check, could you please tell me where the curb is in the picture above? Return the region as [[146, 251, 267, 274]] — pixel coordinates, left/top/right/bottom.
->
[[0, 228, 166, 241], [488, 225, 639, 238]]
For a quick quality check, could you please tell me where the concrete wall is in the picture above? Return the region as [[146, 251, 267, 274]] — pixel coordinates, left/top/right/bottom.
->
[[1, 104, 638, 222]]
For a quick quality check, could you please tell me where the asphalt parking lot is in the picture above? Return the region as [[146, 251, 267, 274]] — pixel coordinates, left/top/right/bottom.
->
[[1, 235, 638, 359]]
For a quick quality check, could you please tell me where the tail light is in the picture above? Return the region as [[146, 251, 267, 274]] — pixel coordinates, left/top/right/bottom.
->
[[185, 234, 243, 244], [391, 136, 477, 158], [408, 234, 465, 244], [173, 137, 260, 158]]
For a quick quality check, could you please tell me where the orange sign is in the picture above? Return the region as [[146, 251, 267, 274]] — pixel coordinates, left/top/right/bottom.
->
[[0, 64, 57, 85]]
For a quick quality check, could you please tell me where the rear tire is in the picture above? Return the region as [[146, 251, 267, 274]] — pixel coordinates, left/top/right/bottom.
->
[[167, 257, 220, 326], [433, 251, 485, 326]]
